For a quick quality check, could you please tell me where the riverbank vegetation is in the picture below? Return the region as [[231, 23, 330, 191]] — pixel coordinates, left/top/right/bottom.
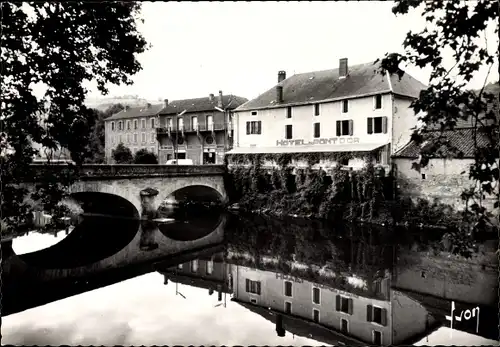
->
[[224, 153, 496, 258]]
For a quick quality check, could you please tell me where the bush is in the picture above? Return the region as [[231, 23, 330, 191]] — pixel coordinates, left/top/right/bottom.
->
[[112, 143, 133, 164], [133, 149, 158, 164]]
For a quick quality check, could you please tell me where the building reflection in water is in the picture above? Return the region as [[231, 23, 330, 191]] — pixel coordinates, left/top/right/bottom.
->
[[157, 215, 444, 346]]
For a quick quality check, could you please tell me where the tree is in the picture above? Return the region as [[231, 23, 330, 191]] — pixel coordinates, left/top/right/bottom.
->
[[84, 104, 125, 164], [112, 143, 134, 164], [1, 2, 148, 231], [134, 149, 159, 164], [378, 0, 499, 227]]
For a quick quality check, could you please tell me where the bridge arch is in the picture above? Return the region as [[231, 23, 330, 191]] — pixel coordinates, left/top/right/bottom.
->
[[68, 172, 227, 215]]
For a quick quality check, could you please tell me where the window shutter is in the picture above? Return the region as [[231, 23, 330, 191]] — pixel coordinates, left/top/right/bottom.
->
[[366, 304, 373, 322], [335, 295, 341, 311], [348, 120, 354, 136], [382, 116, 388, 134], [245, 279, 250, 292], [257, 281, 261, 295], [367, 118, 373, 134], [336, 121, 341, 136], [257, 121, 262, 134], [348, 298, 354, 315], [381, 308, 388, 326], [246, 122, 251, 135]]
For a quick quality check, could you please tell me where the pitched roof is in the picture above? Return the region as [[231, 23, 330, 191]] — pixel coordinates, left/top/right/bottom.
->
[[393, 128, 492, 159], [159, 95, 248, 115], [106, 103, 164, 121], [235, 60, 427, 111], [233, 299, 366, 345]]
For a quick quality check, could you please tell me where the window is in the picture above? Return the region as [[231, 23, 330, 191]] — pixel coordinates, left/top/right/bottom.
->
[[118, 121, 123, 130], [251, 111, 257, 116], [167, 118, 173, 129], [177, 117, 184, 130], [314, 103, 320, 116], [245, 279, 261, 295], [206, 115, 214, 130], [336, 295, 353, 314], [314, 122, 320, 138], [141, 119, 146, 129], [112, 136, 115, 145], [192, 116, 198, 130], [342, 100, 349, 113], [285, 301, 292, 314], [313, 309, 320, 323], [134, 133, 138, 143], [250, 298, 257, 304], [336, 120, 353, 136], [118, 135, 122, 143], [150, 133, 155, 143], [151, 118, 155, 128], [372, 331, 382, 345], [134, 119, 138, 129], [141, 133, 146, 143], [206, 260, 214, 275], [341, 318, 349, 334], [132, 147, 137, 153], [374, 95, 382, 109], [127, 134, 131, 144], [284, 281, 292, 297], [285, 124, 293, 139], [422, 173, 426, 179], [367, 116, 388, 134], [111, 122, 115, 131], [150, 147, 155, 153], [178, 263, 183, 269], [191, 260, 198, 272], [367, 305, 387, 326], [313, 287, 321, 304], [127, 120, 131, 130], [246, 121, 262, 135], [286, 106, 292, 118]]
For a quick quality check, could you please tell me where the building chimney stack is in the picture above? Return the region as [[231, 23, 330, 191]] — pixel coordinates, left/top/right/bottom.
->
[[147, 103, 152, 109], [209, 93, 215, 102], [278, 70, 286, 83], [125, 105, 130, 111], [218, 90, 223, 108], [339, 58, 348, 79], [276, 86, 283, 103], [164, 99, 169, 108]]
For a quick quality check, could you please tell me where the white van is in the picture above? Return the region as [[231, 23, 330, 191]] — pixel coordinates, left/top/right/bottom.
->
[[165, 159, 194, 165]]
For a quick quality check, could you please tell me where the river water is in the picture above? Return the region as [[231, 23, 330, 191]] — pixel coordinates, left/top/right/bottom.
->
[[1, 209, 498, 346]]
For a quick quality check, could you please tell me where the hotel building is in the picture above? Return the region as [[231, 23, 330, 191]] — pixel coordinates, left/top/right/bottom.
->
[[229, 58, 426, 170]]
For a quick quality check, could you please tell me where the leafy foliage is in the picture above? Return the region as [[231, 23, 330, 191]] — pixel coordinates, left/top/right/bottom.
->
[[378, 0, 499, 227], [133, 148, 158, 164], [84, 104, 125, 164], [1, 2, 147, 231], [112, 143, 134, 164]]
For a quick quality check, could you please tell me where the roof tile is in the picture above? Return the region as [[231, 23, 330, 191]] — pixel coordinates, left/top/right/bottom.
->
[[159, 95, 248, 115]]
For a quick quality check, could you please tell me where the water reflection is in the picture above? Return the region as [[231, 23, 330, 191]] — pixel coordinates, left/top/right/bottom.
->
[[2, 211, 498, 346]]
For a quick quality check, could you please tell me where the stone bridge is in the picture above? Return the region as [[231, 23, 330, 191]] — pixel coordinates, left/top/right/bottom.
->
[[30, 164, 228, 218]]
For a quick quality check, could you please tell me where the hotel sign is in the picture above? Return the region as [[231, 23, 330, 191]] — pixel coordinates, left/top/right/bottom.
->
[[276, 137, 360, 146]]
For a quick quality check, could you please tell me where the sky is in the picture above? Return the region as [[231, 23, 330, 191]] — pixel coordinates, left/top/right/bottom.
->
[[84, 1, 499, 104]]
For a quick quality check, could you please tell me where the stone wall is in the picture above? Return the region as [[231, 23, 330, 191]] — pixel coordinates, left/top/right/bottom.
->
[[393, 158, 497, 212]]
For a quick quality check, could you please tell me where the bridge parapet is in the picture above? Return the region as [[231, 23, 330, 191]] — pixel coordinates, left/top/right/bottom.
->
[[29, 164, 226, 180]]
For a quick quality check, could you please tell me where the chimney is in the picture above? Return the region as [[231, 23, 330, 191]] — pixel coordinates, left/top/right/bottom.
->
[[125, 105, 130, 111], [339, 58, 348, 79], [164, 99, 169, 108], [147, 103, 152, 109], [278, 70, 286, 83], [276, 86, 283, 103], [218, 90, 223, 108], [209, 93, 215, 102]]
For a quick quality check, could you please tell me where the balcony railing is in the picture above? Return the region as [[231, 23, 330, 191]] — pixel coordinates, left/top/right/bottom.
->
[[156, 122, 230, 135]]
